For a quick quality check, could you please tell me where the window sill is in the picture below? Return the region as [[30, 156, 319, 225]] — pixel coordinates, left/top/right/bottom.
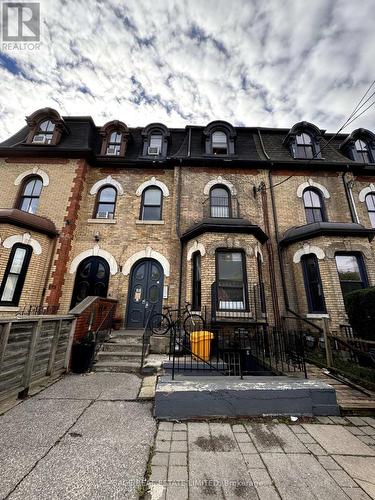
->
[[136, 220, 165, 225], [306, 313, 329, 319], [0, 306, 20, 312], [87, 218, 117, 224]]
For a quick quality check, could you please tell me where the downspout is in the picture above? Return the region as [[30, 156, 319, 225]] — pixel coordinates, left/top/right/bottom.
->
[[176, 160, 183, 312], [342, 169, 358, 223], [257, 129, 281, 327], [40, 235, 58, 309]]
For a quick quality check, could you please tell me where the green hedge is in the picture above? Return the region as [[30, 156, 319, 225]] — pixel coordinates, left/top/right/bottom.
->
[[346, 287, 375, 340]]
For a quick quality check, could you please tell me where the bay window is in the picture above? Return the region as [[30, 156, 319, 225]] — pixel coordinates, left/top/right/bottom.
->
[[216, 251, 247, 310]]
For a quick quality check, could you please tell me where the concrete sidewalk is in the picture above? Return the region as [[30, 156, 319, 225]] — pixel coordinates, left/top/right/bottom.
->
[[0, 373, 156, 499], [2, 373, 375, 500], [148, 417, 375, 500]]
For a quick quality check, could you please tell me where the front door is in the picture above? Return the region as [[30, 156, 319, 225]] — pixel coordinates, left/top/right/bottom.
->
[[71, 256, 110, 308], [126, 259, 164, 328]]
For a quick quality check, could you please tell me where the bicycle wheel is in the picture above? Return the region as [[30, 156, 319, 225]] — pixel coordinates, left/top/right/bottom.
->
[[183, 314, 205, 334], [150, 313, 171, 335]]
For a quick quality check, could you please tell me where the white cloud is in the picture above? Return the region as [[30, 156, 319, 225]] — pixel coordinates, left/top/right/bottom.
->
[[0, 0, 374, 140]]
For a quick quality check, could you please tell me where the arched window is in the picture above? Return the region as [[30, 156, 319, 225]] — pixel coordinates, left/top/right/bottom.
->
[[32, 120, 55, 144], [18, 176, 43, 214], [0, 244, 32, 306], [210, 186, 230, 218], [355, 139, 371, 163], [192, 252, 201, 311], [141, 123, 169, 157], [94, 186, 117, 219], [301, 254, 326, 313], [212, 131, 228, 155], [365, 192, 375, 228], [296, 132, 313, 159], [106, 131, 122, 156], [100, 121, 129, 156], [303, 188, 325, 224], [141, 187, 162, 220]]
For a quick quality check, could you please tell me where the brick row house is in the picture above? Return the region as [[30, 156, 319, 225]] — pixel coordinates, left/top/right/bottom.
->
[[0, 107, 374, 335]]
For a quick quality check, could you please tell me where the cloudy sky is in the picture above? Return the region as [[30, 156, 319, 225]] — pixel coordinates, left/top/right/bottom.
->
[[0, 0, 374, 140]]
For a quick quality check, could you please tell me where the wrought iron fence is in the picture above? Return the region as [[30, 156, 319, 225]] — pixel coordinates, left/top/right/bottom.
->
[[303, 329, 375, 387], [140, 305, 156, 372], [168, 324, 307, 379]]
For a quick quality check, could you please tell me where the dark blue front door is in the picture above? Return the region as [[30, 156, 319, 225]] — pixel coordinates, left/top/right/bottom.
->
[[126, 259, 164, 328]]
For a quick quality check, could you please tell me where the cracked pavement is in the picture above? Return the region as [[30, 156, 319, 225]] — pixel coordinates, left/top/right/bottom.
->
[[148, 418, 375, 499], [0, 373, 156, 499]]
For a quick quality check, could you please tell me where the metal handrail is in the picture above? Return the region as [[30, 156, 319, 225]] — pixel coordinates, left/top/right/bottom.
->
[[89, 302, 117, 370], [140, 305, 156, 371]]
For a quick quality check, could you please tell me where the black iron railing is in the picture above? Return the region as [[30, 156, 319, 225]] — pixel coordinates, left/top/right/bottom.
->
[[203, 196, 240, 219], [90, 302, 117, 370], [140, 305, 156, 372], [168, 324, 307, 379]]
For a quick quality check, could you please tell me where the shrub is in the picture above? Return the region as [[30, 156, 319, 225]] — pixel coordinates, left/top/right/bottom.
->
[[346, 287, 375, 340]]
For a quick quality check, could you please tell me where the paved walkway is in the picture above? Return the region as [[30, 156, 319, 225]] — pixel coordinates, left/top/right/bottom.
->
[[148, 417, 375, 500], [0, 373, 156, 499], [2, 373, 375, 500]]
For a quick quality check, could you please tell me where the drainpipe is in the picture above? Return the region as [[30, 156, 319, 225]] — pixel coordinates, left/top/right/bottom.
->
[[39, 235, 58, 310], [342, 169, 359, 223], [176, 161, 183, 312]]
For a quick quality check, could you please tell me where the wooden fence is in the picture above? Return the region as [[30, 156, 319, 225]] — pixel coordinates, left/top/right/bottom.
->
[[0, 315, 75, 402]]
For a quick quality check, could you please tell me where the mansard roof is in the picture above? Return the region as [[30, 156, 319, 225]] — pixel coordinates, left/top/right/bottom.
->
[[0, 110, 374, 169]]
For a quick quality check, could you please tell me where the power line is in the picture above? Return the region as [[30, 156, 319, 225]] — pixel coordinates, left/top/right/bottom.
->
[[266, 80, 375, 191]]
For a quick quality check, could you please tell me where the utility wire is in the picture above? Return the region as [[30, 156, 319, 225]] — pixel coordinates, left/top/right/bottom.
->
[[267, 79, 375, 191]]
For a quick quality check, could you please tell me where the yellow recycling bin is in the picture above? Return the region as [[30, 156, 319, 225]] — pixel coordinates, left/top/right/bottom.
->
[[190, 331, 214, 361]]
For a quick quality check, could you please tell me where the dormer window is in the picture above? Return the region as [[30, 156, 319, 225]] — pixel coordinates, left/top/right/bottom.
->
[[296, 133, 313, 159], [33, 120, 55, 144], [25, 108, 66, 146], [340, 128, 375, 163], [355, 139, 371, 163], [212, 131, 228, 155], [203, 121, 236, 155], [141, 124, 169, 157], [100, 121, 129, 156], [284, 121, 322, 160], [106, 132, 122, 156]]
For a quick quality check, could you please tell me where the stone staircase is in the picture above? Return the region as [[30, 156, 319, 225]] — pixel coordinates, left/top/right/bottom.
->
[[93, 329, 144, 373]]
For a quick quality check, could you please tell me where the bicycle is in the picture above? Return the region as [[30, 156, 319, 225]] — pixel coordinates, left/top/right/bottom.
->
[[150, 302, 205, 335]]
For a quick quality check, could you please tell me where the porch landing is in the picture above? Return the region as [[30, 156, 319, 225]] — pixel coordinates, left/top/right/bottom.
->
[[155, 375, 340, 419]]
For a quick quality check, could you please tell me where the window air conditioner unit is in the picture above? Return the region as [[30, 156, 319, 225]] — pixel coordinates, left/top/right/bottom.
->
[[148, 146, 160, 155], [97, 211, 111, 219], [106, 145, 119, 155], [33, 135, 47, 144]]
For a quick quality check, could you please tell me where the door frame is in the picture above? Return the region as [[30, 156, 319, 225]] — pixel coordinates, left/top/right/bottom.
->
[[125, 258, 164, 329]]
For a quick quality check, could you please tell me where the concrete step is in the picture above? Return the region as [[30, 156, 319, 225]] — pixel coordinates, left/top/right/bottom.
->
[[110, 332, 143, 341], [97, 351, 142, 362], [155, 375, 340, 419], [93, 360, 141, 373], [101, 342, 143, 353]]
